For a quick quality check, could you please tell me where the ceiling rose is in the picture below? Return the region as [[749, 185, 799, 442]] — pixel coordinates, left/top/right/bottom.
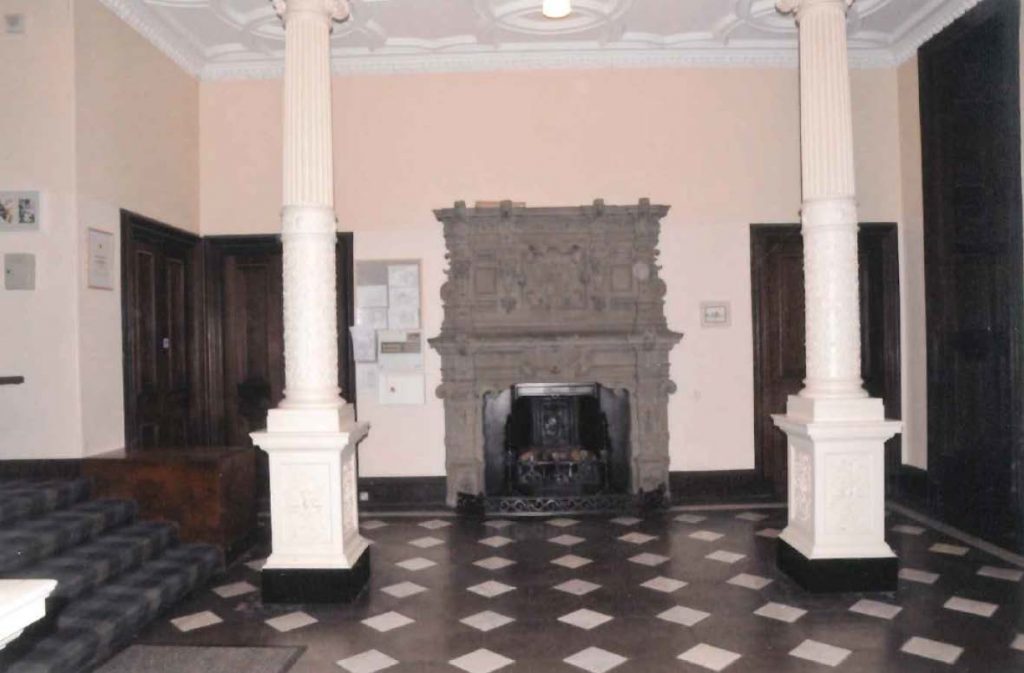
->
[[477, 0, 633, 37]]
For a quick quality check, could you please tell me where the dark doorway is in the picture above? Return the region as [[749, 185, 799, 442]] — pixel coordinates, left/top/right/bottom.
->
[[750, 223, 902, 497], [203, 234, 357, 504], [920, 0, 1024, 551], [121, 212, 204, 449]]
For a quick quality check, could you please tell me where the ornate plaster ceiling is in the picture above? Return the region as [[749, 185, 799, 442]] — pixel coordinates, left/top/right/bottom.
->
[[98, 0, 986, 80]]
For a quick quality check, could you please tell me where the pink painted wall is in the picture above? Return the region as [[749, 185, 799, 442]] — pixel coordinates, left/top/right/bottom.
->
[[199, 67, 908, 478]]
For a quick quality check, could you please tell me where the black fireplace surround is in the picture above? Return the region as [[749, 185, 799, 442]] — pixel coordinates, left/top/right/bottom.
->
[[483, 383, 630, 498]]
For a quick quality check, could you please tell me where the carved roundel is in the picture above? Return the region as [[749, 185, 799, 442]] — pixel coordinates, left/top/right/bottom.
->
[[475, 0, 634, 37]]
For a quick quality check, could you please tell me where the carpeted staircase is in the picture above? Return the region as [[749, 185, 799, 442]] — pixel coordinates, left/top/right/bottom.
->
[[0, 479, 223, 673]]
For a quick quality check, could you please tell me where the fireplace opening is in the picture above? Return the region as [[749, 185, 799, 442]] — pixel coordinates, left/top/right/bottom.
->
[[482, 383, 630, 498]]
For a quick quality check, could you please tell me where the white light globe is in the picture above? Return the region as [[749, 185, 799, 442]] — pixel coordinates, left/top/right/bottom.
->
[[542, 0, 572, 19]]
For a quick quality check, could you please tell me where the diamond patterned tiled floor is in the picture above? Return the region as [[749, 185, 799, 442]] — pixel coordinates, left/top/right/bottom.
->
[[140, 506, 1024, 672]]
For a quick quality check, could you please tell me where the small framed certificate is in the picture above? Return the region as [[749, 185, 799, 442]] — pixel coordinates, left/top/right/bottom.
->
[[87, 228, 115, 290], [700, 301, 730, 327]]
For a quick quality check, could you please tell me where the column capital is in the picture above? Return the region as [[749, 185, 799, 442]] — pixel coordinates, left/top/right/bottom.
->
[[777, 0, 853, 20], [273, 0, 350, 24]]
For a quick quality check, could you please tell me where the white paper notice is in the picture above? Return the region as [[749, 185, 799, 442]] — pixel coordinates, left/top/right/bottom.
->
[[350, 326, 377, 363], [388, 264, 419, 288], [389, 286, 419, 311], [356, 285, 388, 309], [356, 363, 379, 395], [387, 307, 420, 330], [356, 307, 389, 329]]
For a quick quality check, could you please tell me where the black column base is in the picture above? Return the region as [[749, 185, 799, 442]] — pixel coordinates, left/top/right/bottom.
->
[[261, 548, 370, 604], [777, 538, 897, 593]]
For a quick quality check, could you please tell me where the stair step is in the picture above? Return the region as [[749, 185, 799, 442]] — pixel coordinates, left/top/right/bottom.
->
[[0, 480, 91, 528], [6, 543, 223, 673], [0, 499, 137, 574], [10, 521, 178, 606]]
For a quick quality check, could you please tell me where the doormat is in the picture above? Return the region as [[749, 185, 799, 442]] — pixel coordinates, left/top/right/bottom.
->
[[93, 645, 303, 673]]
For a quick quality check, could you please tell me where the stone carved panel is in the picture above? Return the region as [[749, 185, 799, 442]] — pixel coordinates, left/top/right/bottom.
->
[[277, 463, 332, 545], [430, 201, 682, 506]]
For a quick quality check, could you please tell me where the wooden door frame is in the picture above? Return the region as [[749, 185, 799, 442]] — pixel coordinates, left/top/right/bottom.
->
[[120, 210, 206, 449], [749, 222, 902, 488], [203, 232, 357, 444]]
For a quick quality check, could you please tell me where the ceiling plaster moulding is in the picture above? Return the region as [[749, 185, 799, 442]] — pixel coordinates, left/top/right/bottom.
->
[[102, 0, 988, 81]]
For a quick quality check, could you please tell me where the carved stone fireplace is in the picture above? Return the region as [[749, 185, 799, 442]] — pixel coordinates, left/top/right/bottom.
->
[[430, 200, 682, 512]]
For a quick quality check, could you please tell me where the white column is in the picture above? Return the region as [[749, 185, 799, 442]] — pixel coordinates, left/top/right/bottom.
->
[[251, 0, 369, 580], [773, 0, 901, 567]]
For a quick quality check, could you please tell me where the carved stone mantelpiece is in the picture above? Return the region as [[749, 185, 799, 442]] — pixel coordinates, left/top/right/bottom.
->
[[430, 200, 682, 506]]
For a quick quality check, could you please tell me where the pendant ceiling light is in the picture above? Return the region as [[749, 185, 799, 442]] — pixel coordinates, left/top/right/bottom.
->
[[542, 0, 572, 19]]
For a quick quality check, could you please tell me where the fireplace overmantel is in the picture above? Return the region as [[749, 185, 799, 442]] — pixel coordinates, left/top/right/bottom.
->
[[429, 199, 682, 507]]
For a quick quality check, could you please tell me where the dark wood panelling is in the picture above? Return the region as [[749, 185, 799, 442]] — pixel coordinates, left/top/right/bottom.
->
[[357, 476, 448, 512], [920, 0, 1024, 551], [121, 211, 205, 449], [0, 460, 83, 480], [750, 224, 902, 497], [668, 470, 774, 505]]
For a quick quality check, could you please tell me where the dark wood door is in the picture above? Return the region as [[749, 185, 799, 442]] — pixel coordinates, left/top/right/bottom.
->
[[751, 224, 902, 496], [920, 0, 1024, 550], [121, 212, 203, 449]]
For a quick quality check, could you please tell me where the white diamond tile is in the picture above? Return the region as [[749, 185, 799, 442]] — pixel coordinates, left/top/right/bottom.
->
[[901, 637, 963, 664], [468, 580, 515, 598], [755, 528, 781, 539], [380, 581, 427, 598], [564, 646, 627, 673], [171, 610, 222, 632], [1011, 634, 1024, 652], [396, 557, 436, 571], [610, 516, 642, 526], [244, 558, 266, 572], [474, 556, 515, 571], [360, 520, 388, 531], [460, 610, 514, 632], [554, 579, 601, 596], [929, 542, 969, 556], [266, 611, 318, 633], [559, 608, 613, 630], [552, 554, 592, 569], [418, 518, 451, 530], [629, 552, 669, 567], [678, 643, 741, 672], [547, 517, 580, 528], [658, 605, 709, 627], [337, 649, 398, 673], [977, 565, 1024, 582], [618, 532, 657, 545], [891, 524, 925, 535], [675, 513, 707, 524], [689, 530, 724, 542], [484, 518, 514, 529], [449, 648, 514, 673], [899, 568, 939, 585], [212, 581, 258, 599], [550, 534, 585, 546], [754, 602, 806, 624], [409, 536, 444, 549], [727, 573, 773, 590], [789, 639, 851, 667], [736, 512, 769, 522], [706, 550, 745, 564], [943, 596, 998, 618], [849, 599, 902, 620], [479, 535, 514, 548], [361, 611, 414, 632], [641, 576, 687, 593]]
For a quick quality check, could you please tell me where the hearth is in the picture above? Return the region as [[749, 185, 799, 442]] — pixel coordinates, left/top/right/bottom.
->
[[430, 200, 682, 510]]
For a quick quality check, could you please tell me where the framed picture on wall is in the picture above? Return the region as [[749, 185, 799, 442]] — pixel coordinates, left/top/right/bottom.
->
[[0, 191, 40, 232], [87, 228, 115, 290]]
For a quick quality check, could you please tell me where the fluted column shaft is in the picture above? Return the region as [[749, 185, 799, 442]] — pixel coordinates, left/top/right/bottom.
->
[[276, 0, 349, 409], [790, 0, 866, 400]]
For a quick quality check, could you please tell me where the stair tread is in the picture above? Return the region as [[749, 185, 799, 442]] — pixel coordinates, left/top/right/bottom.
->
[[0, 499, 137, 574], [7, 543, 223, 673], [8, 521, 178, 603], [0, 480, 91, 528]]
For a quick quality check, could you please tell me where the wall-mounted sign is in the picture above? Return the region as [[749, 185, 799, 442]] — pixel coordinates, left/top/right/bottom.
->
[[700, 301, 731, 327], [0, 191, 39, 232], [87, 228, 115, 290]]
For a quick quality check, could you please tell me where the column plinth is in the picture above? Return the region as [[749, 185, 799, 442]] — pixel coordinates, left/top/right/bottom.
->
[[250, 0, 370, 604], [772, 0, 900, 592]]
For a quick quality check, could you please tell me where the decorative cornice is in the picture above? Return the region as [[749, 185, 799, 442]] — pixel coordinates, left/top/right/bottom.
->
[[96, 0, 205, 78], [102, 0, 985, 81]]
